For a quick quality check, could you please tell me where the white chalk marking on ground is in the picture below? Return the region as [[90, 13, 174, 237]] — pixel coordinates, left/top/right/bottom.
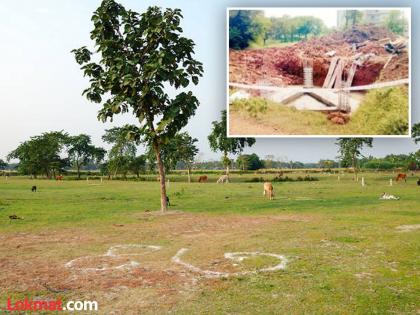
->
[[395, 224, 420, 232], [64, 255, 140, 272], [65, 244, 162, 272], [172, 248, 287, 278], [106, 244, 162, 256]]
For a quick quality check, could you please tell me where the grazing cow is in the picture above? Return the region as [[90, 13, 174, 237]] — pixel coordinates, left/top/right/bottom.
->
[[263, 182, 274, 200], [395, 173, 407, 182], [31, 186, 37, 192], [55, 175, 63, 181], [217, 175, 229, 184], [417, 179, 420, 186], [198, 175, 208, 183]]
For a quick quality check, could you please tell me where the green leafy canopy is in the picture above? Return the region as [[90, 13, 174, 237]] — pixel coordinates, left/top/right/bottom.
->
[[72, 0, 203, 145], [208, 111, 256, 165]]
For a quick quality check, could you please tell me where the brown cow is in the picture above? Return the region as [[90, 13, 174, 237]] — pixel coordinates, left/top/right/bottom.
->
[[198, 175, 208, 183], [263, 182, 274, 200], [55, 175, 63, 181], [395, 173, 407, 182]]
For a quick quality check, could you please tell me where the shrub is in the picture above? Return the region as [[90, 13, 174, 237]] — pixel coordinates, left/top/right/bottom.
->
[[351, 87, 408, 135], [231, 98, 269, 118]]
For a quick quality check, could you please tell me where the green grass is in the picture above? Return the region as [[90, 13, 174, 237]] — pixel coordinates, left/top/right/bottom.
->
[[0, 173, 419, 314]]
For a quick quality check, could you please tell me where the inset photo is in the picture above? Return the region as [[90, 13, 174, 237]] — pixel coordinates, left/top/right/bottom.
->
[[227, 8, 411, 137]]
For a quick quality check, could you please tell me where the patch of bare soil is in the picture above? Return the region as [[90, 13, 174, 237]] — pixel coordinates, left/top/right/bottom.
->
[[230, 25, 407, 87], [395, 224, 420, 232], [229, 111, 286, 135], [0, 212, 312, 312]]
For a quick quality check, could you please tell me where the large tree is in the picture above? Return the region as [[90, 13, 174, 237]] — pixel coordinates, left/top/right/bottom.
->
[[237, 153, 264, 171], [102, 127, 137, 178], [208, 111, 255, 175], [72, 0, 203, 211], [336, 138, 373, 180], [129, 155, 147, 178], [146, 132, 198, 182], [8, 131, 69, 178], [67, 134, 106, 179]]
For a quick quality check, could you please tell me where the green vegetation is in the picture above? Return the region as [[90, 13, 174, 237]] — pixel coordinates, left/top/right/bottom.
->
[[412, 123, 420, 143], [0, 174, 419, 313], [351, 87, 409, 135], [208, 110, 255, 174], [336, 138, 373, 180], [237, 153, 264, 171], [229, 10, 327, 49], [67, 134, 106, 179], [383, 10, 409, 35], [230, 9, 408, 50], [72, 0, 203, 211], [7, 131, 70, 178]]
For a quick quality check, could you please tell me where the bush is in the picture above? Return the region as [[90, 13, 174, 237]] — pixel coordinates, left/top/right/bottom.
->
[[231, 98, 269, 118], [272, 175, 319, 182], [351, 87, 409, 135]]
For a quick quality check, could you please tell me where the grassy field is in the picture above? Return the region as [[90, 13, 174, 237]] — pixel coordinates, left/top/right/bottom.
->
[[0, 172, 419, 314]]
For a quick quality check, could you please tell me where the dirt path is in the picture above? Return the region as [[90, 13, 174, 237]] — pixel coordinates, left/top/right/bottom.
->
[[229, 112, 286, 135]]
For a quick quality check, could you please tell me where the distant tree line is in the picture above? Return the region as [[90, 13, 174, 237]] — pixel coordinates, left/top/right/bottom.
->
[[229, 9, 408, 50], [341, 9, 408, 35], [3, 122, 420, 177], [229, 10, 327, 49]]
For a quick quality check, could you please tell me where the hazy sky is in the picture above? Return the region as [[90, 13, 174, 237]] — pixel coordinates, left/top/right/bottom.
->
[[264, 8, 339, 27], [0, 0, 418, 163]]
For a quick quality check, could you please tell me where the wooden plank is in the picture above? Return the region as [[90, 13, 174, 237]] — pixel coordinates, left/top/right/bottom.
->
[[346, 63, 358, 88], [328, 59, 344, 89], [322, 57, 339, 88]]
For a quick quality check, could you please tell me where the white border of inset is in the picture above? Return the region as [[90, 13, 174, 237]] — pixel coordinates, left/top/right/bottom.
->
[[226, 7, 412, 138]]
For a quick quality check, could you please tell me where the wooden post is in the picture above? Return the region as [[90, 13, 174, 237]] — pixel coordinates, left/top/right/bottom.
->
[[390, 179, 393, 186], [361, 177, 365, 187]]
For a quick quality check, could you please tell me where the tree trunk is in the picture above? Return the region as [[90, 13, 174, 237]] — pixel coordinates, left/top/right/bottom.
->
[[154, 141, 167, 212], [187, 167, 191, 183], [352, 154, 357, 181], [77, 162, 81, 179]]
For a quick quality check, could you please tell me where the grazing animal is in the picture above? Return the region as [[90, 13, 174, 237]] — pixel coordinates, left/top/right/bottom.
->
[[217, 175, 229, 184], [198, 175, 208, 183], [9, 215, 23, 220], [395, 173, 407, 182], [379, 192, 400, 200], [31, 186, 37, 192], [166, 196, 170, 206], [417, 179, 420, 186], [263, 182, 274, 200], [55, 175, 63, 181]]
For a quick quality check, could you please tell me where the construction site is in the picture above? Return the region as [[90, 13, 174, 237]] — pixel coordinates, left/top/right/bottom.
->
[[229, 25, 409, 127]]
